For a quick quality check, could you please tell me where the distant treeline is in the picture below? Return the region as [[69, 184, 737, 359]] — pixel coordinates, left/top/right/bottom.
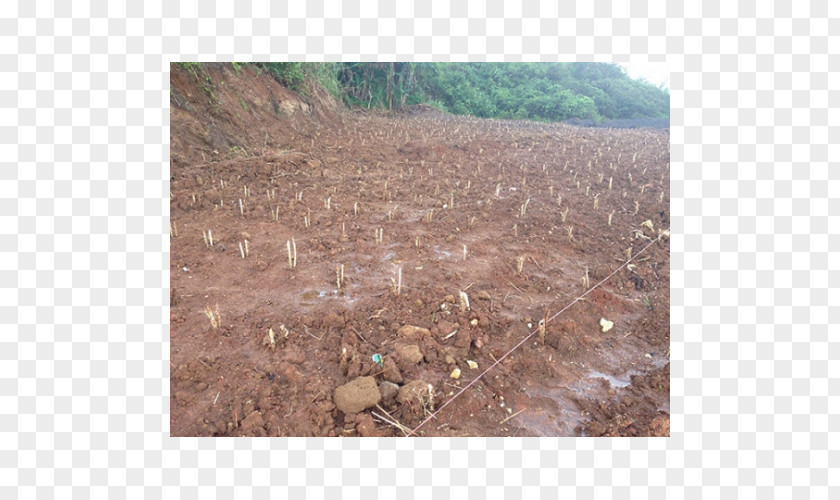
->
[[255, 62, 670, 124]]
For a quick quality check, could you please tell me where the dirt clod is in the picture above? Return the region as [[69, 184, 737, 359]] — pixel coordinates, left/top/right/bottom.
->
[[356, 413, 382, 437], [382, 357, 404, 384], [239, 411, 266, 437], [397, 325, 430, 339], [333, 376, 381, 414], [395, 344, 424, 365]]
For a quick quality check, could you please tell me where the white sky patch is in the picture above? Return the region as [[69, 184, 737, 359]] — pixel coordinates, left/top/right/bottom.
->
[[616, 62, 670, 90]]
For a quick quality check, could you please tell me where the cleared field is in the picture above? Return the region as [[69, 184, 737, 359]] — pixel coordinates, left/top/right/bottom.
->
[[170, 108, 670, 437]]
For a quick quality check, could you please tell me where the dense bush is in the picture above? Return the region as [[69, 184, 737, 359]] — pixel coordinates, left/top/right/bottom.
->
[[251, 62, 669, 124], [256, 62, 342, 98]]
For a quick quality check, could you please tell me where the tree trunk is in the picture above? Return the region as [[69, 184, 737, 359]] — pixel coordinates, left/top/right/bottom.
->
[[387, 62, 394, 110]]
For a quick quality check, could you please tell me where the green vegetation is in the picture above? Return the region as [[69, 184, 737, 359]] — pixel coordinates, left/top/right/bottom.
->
[[174, 62, 669, 124], [176, 62, 204, 81], [175, 62, 218, 103], [255, 62, 342, 98], [330, 62, 668, 122]]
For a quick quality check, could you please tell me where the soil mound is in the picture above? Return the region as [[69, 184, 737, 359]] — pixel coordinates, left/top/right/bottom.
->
[[170, 63, 343, 167]]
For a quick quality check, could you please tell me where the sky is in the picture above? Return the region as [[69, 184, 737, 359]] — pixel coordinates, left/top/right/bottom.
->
[[616, 62, 670, 90]]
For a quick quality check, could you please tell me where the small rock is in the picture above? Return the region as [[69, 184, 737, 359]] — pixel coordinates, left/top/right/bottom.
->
[[443, 294, 455, 303], [444, 355, 456, 365], [477, 291, 492, 301], [450, 368, 461, 380], [396, 344, 424, 365], [379, 381, 399, 404], [466, 360, 478, 370], [600, 318, 614, 332], [333, 376, 381, 414]]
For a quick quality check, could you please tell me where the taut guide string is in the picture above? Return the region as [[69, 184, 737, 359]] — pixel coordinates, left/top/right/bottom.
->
[[407, 228, 670, 436]]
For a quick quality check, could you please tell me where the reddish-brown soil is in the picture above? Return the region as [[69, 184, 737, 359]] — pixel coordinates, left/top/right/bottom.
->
[[170, 65, 670, 437]]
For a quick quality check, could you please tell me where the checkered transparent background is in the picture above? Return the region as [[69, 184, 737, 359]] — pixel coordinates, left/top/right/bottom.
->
[[2, 0, 837, 497]]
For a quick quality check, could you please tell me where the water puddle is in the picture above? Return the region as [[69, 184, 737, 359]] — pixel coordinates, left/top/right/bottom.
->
[[432, 245, 452, 259], [518, 383, 584, 436], [587, 371, 631, 388], [299, 288, 359, 307]]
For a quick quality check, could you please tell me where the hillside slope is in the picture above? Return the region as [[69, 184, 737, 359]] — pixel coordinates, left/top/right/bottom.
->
[[169, 62, 343, 167]]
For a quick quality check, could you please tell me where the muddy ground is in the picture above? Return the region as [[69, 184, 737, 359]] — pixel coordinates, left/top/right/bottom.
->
[[170, 76, 670, 437]]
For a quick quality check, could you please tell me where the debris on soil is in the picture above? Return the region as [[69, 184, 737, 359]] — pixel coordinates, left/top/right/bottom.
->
[[397, 380, 435, 413]]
